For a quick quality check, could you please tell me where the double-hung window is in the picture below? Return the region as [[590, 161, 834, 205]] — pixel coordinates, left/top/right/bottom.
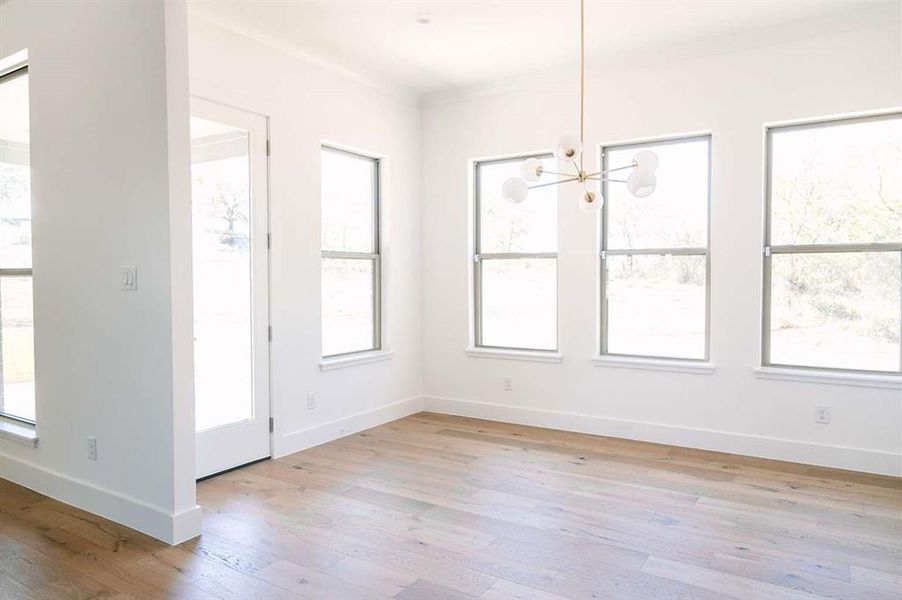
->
[[321, 146, 382, 358], [600, 136, 711, 361], [473, 154, 557, 352], [763, 114, 901, 373], [0, 64, 36, 424]]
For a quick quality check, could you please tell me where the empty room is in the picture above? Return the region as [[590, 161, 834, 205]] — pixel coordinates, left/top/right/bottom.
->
[[0, 0, 900, 598]]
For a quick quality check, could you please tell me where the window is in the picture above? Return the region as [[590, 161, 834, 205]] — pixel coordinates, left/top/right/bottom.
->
[[763, 114, 901, 374], [321, 146, 381, 358], [473, 155, 557, 351], [0, 65, 35, 424], [600, 136, 711, 361]]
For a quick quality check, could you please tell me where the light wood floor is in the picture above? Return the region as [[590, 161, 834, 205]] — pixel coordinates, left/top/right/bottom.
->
[[1, 412, 901, 599]]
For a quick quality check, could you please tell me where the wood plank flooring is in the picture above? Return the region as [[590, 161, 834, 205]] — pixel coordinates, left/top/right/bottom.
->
[[2, 412, 901, 599]]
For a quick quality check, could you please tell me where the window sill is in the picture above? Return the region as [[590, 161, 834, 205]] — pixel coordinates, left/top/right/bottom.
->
[[466, 347, 563, 363], [320, 350, 393, 371], [592, 355, 716, 374], [754, 367, 902, 389], [0, 418, 38, 447]]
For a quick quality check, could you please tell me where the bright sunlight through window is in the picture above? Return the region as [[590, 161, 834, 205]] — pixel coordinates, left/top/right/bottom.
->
[[600, 136, 711, 361], [764, 114, 901, 373], [321, 147, 381, 358], [0, 65, 35, 424], [474, 155, 558, 351]]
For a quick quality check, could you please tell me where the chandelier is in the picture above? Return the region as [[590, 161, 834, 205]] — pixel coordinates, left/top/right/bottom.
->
[[501, 0, 659, 211]]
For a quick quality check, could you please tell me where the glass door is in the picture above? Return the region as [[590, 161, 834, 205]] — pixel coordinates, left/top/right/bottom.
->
[[190, 98, 270, 479]]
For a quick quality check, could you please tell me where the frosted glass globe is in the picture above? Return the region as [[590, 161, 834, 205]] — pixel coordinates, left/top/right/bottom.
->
[[627, 170, 656, 198], [579, 190, 602, 213], [633, 150, 659, 173], [502, 177, 529, 203], [552, 133, 582, 162], [519, 158, 544, 182]]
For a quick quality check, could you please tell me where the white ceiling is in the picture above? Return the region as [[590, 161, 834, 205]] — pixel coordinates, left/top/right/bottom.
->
[[188, 0, 898, 95]]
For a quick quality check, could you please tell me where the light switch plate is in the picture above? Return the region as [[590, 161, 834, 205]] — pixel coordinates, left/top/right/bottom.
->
[[122, 265, 137, 290]]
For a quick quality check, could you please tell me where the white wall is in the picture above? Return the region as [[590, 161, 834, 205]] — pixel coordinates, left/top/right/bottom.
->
[[420, 18, 902, 476], [186, 16, 423, 458], [0, 0, 199, 542]]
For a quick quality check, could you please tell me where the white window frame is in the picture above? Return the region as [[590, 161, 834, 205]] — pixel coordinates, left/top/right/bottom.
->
[[471, 153, 559, 355], [598, 134, 713, 363], [320, 145, 382, 360], [761, 112, 902, 376]]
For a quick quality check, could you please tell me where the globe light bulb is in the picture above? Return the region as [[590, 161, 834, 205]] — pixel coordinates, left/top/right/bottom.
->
[[501, 177, 529, 203], [633, 150, 659, 173], [579, 190, 602, 213], [519, 158, 544, 182], [552, 133, 582, 162], [627, 170, 656, 198]]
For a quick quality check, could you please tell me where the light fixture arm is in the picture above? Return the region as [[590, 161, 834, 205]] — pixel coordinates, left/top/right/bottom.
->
[[528, 176, 581, 190]]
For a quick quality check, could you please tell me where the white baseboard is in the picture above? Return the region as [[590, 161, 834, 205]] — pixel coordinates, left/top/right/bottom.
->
[[0, 450, 201, 544], [276, 396, 424, 458], [422, 396, 902, 477]]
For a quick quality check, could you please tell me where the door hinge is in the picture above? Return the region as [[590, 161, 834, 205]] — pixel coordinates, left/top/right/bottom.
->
[[269, 417, 274, 432], [600, 250, 607, 260], [764, 246, 772, 257], [268, 325, 273, 342], [266, 139, 271, 156], [267, 232, 272, 249]]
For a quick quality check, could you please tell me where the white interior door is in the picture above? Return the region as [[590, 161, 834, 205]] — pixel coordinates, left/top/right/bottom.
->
[[190, 98, 270, 479]]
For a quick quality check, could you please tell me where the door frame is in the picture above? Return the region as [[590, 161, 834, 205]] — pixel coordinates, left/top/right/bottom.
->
[[190, 95, 273, 479]]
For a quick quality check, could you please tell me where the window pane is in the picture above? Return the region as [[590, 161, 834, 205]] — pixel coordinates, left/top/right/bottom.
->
[[0, 161, 30, 269], [190, 117, 254, 432], [770, 252, 900, 371], [770, 117, 902, 245], [322, 148, 376, 253], [480, 258, 556, 350], [0, 276, 34, 422], [0, 68, 34, 423], [322, 258, 375, 356], [478, 157, 557, 254], [606, 138, 708, 250], [605, 255, 706, 359]]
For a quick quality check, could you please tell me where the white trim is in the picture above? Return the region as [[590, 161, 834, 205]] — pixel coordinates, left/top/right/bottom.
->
[[593, 355, 716, 374], [421, 395, 902, 477], [466, 347, 563, 364], [0, 449, 201, 544], [764, 106, 902, 129], [754, 367, 902, 390], [276, 396, 422, 458], [319, 350, 393, 371], [0, 49, 27, 77], [0, 419, 37, 447]]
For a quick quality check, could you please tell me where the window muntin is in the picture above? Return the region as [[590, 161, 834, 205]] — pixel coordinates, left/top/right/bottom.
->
[[764, 114, 901, 374], [600, 136, 711, 361], [321, 146, 381, 358], [474, 155, 558, 351], [0, 65, 35, 424]]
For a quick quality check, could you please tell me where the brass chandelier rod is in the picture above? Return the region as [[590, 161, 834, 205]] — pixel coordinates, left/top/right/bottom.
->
[[579, 0, 588, 172]]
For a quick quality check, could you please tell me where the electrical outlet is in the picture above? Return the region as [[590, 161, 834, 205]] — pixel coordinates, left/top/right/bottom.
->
[[503, 377, 512, 391], [87, 436, 97, 461], [815, 405, 831, 424], [307, 392, 316, 411]]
